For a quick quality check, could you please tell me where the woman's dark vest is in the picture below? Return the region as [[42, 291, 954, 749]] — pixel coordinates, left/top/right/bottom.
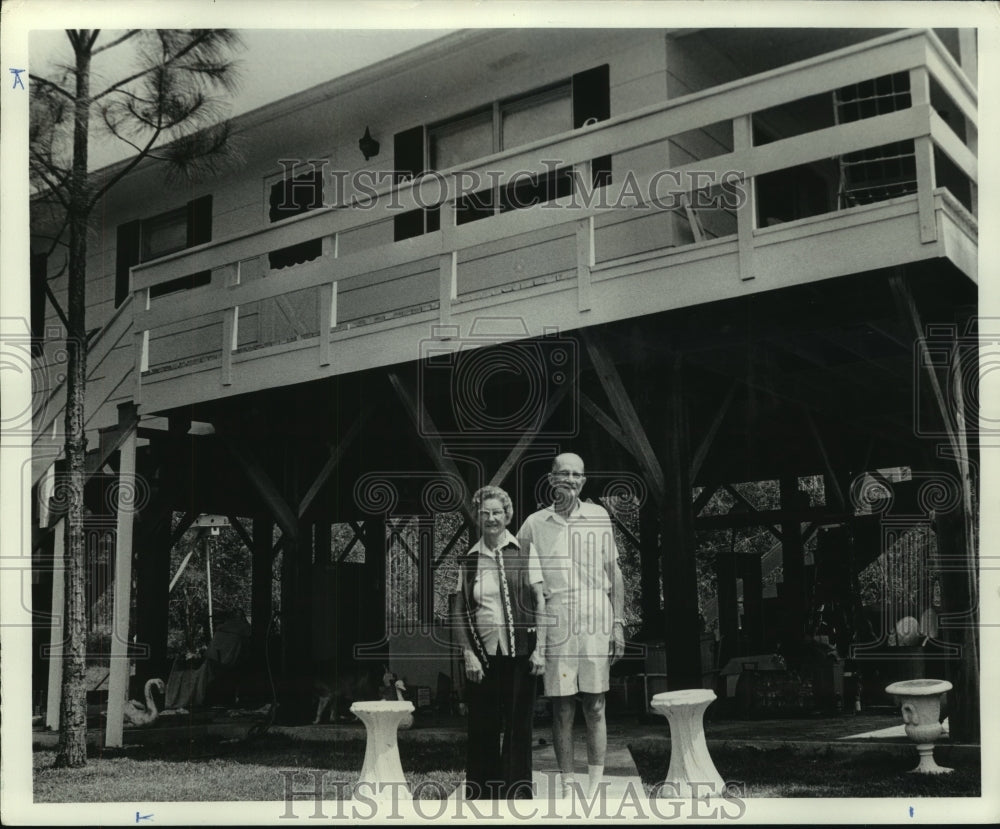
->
[[455, 539, 537, 667]]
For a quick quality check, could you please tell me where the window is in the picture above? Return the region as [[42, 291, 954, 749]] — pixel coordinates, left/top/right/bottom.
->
[[834, 73, 916, 207], [393, 65, 610, 241], [267, 168, 324, 269], [115, 195, 213, 306]]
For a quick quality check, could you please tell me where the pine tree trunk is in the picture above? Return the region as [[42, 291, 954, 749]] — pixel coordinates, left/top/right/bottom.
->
[[54, 33, 92, 769]]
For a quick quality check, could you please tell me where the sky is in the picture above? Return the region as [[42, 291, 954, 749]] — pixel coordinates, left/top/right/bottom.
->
[[28, 28, 453, 170]]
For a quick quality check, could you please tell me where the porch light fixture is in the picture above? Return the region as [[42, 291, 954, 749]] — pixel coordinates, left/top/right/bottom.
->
[[359, 126, 380, 161]]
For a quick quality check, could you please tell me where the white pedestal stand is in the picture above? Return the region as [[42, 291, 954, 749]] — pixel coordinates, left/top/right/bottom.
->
[[351, 700, 416, 799], [650, 689, 725, 798]]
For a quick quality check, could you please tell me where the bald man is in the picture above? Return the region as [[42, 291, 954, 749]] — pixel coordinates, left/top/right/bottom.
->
[[517, 453, 624, 798]]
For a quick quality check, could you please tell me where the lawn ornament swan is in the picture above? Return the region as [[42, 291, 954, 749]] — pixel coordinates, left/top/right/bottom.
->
[[123, 678, 165, 727]]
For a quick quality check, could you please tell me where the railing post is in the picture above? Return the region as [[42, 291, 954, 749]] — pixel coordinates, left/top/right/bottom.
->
[[732, 114, 756, 282], [439, 203, 457, 327], [319, 234, 338, 367], [909, 67, 938, 244], [576, 216, 594, 312], [217, 263, 240, 387], [132, 286, 149, 404]]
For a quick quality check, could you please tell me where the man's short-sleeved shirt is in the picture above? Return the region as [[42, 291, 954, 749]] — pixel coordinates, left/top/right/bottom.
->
[[517, 500, 618, 602]]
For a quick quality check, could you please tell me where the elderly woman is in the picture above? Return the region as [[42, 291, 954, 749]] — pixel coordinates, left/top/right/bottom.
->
[[452, 485, 546, 800]]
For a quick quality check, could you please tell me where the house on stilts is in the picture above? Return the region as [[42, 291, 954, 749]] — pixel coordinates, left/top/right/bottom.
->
[[29, 27, 980, 745]]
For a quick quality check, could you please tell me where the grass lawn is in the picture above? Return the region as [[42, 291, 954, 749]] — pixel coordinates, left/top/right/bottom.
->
[[34, 733, 981, 802], [34, 734, 464, 802], [629, 744, 981, 798]]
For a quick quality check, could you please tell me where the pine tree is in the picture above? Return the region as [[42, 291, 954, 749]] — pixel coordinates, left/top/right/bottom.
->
[[30, 29, 243, 768]]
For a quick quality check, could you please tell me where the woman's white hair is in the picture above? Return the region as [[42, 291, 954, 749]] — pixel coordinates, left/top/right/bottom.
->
[[471, 485, 514, 524]]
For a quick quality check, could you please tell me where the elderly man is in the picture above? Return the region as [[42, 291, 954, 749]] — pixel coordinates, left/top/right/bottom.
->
[[517, 452, 625, 798]]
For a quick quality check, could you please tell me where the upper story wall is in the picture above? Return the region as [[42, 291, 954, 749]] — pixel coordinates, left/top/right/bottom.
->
[[30, 28, 671, 343]]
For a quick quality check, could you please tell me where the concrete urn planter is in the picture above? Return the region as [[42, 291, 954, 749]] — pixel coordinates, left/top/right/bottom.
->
[[884, 679, 953, 774]]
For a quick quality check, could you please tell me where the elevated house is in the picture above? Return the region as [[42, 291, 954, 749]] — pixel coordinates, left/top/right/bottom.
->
[[29, 28, 979, 743]]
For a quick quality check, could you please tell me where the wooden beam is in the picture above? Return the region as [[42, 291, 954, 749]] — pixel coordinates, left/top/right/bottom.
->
[[889, 273, 961, 460], [434, 516, 470, 569], [660, 354, 702, 690], [218, 431, 298, 542], [638, 497, 661, 640], [489, 381, 572, 489], [336, 530, 362, 563], [690, 383, 737, 481], [607, 509, 641, 552], [227, 515, 255, 552], [387, 371, 476, 525], [579, 391, 632, 453], [692, 482, 720, 517], [389, 528, 418, 564], [696, 507, 849, 532], [274, 294, 309, 338], [251, 515, 274, 655], [167, 511, 197, 549], [779, 476, 807, 645], [723, 484, 783, 541], [583, 331, 666, 505], [297, 408, 366, 519], [740, 554, 764, 653], [43, 406, 139, 530], [105, 430, 138, 748]]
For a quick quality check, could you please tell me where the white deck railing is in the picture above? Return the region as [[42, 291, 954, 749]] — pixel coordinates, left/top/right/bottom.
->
[[130, 28, 977, 403]]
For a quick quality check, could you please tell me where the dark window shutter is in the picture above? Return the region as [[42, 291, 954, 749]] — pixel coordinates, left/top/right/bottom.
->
[[267, 173, 324, 269], [30, 252, 47, 355], [115, 220, 141, 307], [186, 195, 213, 247], [394, 126, 429, 241], [185, 195, 213, 289], [572, 64, 612, 187]]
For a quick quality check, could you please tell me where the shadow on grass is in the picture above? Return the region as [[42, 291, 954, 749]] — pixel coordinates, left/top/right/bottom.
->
[[628, 744, 981, 798], [73, 732, 465, 773], [34, 733, 466, 803]]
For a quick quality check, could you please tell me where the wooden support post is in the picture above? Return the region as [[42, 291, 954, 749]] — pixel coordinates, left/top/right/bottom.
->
[[221, 306, 238, 386], [417, 520, 435, 627], [45, 519, 66, 730], [439, 204, 457, 327], [909, 67, 938, 244], [716, 550, 740, 666], [660, 355, 702, 690], [732, 114, 756, 281], [105, 429, 138, 749], [251, 515, 275, 659], [779, 476, 806, 647], [934, 503, 979, 742], [356, 517, 390, 659], [638, 497, 661, 641], [315, 520, 332, 566], [133, 521, 171, 689], [318, 282, 334, 367], [740, 554, 764, 654], [576, 215, 594, 312]]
